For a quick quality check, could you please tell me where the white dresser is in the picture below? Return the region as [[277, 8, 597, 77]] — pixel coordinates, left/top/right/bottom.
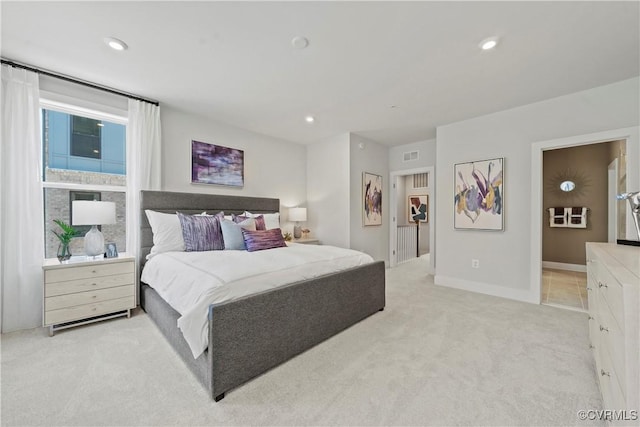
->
[[43, 254, 136, 336], [586, 243, 639, 423]]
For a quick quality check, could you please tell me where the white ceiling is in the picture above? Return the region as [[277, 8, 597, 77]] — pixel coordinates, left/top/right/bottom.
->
[[2, 1, 638, 146]]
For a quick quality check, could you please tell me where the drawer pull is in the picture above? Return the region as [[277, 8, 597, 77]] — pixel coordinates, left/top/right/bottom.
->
[[91, 283, 97, 286], [92, 270, 97, 274], [588, 316, 593, 320], [586, 287, 592, 291], [598, 282, 607, 289], [92, 307, 97, 311], [589, 344, 595, 349], [600, 369, 610, 377], [92, 295, 97, 299], [600, 325, 609, 332]]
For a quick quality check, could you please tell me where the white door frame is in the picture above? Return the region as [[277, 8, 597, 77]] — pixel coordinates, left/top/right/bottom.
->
[[608, 158, 619, 243], [530, 126, 638, 304], [389, 166, 435, 274]]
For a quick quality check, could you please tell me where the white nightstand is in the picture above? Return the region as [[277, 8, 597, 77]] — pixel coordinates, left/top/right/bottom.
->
[[292, 238, 320, 245], [43, 253, 136, 336]]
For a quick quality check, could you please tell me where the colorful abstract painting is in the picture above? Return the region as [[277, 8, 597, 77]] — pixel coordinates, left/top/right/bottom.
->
[[454, 158, 504, 230], [191, 140, 244, 187], [363, 172, 382, 226], [409, 195, 428, 223]]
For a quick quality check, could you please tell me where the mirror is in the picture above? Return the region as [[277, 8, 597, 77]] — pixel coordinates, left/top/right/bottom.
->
[[560, 181, 576, 192]]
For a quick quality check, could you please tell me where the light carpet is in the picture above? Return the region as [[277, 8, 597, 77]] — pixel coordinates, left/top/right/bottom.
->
[[1, 258, 603, 426]]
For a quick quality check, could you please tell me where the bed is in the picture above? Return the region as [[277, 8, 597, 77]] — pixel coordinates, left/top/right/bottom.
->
[[139, 190, 386, 401]]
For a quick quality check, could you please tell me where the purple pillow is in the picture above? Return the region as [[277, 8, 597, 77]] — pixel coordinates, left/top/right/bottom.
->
[[177, 212, 224, 251], [234, 214, 266, 231], [242, 228, 287, 252]]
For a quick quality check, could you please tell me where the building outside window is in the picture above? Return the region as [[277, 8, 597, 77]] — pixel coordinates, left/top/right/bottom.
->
[[42, 103, 127, 258]]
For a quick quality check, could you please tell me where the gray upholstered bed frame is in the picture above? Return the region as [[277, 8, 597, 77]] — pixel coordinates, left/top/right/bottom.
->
[[139, 190, 386, 401]]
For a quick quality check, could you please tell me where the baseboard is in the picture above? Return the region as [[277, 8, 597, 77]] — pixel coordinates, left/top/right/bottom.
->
[[434, 275, 539, 304], [541, 261, 586, 273]]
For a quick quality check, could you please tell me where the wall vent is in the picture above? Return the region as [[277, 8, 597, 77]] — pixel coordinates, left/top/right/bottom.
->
[[413, 173, 428, 188], [403, 151, 419, 162]]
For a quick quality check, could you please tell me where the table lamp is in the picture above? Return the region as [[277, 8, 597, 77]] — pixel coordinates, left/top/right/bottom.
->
[[289, 207, 307, 239], [72, 200, 116, 257]]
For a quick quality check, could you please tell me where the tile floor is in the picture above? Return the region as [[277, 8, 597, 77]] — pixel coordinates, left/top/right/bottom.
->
[[542, 268, 588, 311]]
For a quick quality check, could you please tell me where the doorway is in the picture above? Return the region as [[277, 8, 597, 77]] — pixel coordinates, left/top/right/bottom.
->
[[530, 127, 637, 306], [389, 167, 435, 274]]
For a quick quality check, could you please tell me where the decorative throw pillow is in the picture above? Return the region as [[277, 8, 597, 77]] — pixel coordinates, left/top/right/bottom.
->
[[233, 214, 266, 231], [145, 210, 185, 258], [244, 211, 280, 230], [242, 228, 287, 252], [177, 212, 224, 251], [220, 217, 256, 250]]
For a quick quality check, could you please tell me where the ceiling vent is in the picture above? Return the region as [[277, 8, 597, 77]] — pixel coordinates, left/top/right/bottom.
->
[[403, 151, 419, 162]]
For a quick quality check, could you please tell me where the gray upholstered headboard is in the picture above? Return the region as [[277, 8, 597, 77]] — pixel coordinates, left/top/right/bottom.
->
[[139, 190, 280, 268]]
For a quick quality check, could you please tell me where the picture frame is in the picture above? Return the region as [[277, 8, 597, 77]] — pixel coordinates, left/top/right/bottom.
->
[[363, 172, 382, 226], [454, 157, 504, 230], [409, 195, 428, 223], [191, 140, 244, 187], [105, 242, 118, 258]]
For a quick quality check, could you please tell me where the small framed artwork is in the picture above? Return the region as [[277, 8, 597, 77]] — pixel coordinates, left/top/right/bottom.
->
[[363, 172, 382, 226], [105, 242, 118, 258], [191, 140, 244, 187], [454, 157, 504, 230], [409, 195, 428, 223]]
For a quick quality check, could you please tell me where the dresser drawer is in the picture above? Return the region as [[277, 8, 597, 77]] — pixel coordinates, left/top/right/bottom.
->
[[595, 262, 625, 331], [598, 343, 627, 414], [45, 284, 134, 312], [45, 273, 133, 297], [44, 296, 135, 325], [597, 298, 627, 394], [45, 261, 134, 283]]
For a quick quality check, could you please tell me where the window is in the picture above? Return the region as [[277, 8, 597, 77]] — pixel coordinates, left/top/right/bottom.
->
[[42, 101, 127, 258], [71, 116, 102, 159]]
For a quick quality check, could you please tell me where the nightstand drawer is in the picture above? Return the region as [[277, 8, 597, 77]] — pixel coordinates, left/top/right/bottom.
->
[[45, 273, 133, 297], [45, 284, 134, 311], [45, 262, 134, 283], [44, 296, 135, 325]]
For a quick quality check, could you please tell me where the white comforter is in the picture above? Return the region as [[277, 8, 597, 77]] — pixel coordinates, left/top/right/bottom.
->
[[141, 243, 374, 358]]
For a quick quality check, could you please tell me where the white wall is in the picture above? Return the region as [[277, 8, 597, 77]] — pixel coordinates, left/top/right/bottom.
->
[[161, 106, 307, 234], [435, 77, 640, 302], [350, 134, 389, 263], [389, 139, 436, 172], [307, 133, 351, 248]]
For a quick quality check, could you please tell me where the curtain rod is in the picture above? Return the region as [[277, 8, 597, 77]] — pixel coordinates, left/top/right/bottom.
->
[[1, 58, 159, 106]]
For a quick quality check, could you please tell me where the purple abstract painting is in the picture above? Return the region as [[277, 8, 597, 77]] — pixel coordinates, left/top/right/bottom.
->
[[454, 157, 503, 230], [191, 140, 244, 187]]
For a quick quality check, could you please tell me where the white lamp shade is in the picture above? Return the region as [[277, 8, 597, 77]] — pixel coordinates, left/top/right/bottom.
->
[[289, 207, 307, 222], [72, 201, 116, 226]]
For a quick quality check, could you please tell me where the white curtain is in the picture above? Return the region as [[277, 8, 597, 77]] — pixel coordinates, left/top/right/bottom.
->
[[1, 65, 45, 332], [126, 99, 161, 303]]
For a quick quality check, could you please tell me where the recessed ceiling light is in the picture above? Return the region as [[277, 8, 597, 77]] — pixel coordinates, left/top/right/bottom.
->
[[291, 36, 309, 50], [479, 37, 499, 50], [305, 115, 315, 123], [104, 37, 128, 51]]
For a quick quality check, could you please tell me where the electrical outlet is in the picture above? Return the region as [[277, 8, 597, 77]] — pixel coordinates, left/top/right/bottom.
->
[[471, 259, 480, 268]]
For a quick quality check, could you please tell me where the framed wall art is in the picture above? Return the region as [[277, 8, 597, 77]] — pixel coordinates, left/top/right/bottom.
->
[[454, 157, 504, 230], [191, 140, 244, 187], [363, 172, 382, 226], [409, 195, 428, 223]]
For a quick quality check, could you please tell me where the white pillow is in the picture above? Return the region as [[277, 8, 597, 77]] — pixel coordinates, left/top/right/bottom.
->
[[145, 210, 185, 258], [220, 217, 256, 250], [243, 211, 280, 230]]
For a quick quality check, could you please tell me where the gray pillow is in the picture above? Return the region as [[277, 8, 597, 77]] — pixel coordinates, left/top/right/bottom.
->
[[220, 217, 256, 250]]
